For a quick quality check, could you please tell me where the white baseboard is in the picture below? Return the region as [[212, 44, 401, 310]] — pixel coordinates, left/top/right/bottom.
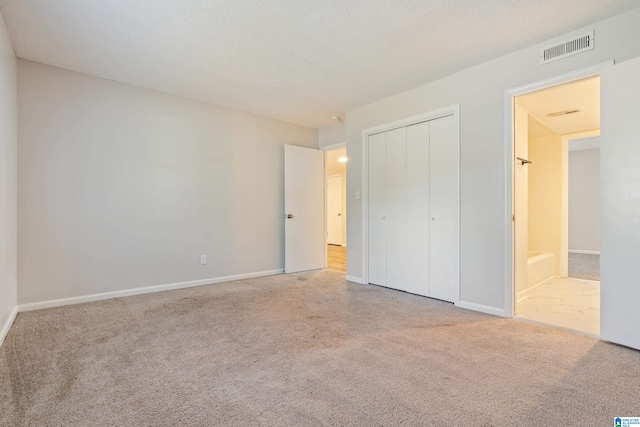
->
[[18, 269, 284, 313], [0, 306, 18, 347], [516, 276, 557, 302], [569, 250, 600, 255], [456, 300, 506, 317], [571, 278, 600, 285], [345, 275, 366, 284]]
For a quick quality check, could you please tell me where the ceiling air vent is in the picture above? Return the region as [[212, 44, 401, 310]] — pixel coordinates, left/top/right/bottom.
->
[[540, 31, 594, 64]]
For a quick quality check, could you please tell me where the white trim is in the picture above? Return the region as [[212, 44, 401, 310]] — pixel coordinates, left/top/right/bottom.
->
[[504, 60, 614, 319], [516, 276, 557, 302], [361, 105, 461, 304], [0, 306, 18, 347], [507, 60, 614, 97], [320, 141, 346, 151], [569, 249, 600, 255], [345, 275, 366, 284], [18, 269, 284, 312], [571, 278, 600, 285], [455, 301, 506, 317]]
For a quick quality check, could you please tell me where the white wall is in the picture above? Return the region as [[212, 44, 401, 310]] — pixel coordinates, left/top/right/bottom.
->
[[17, 60, 318, 305], [568, 146, 600, 252], [0, 10, 17, 340], [319, 121, 346, 148], [345, 8, 640, 313]]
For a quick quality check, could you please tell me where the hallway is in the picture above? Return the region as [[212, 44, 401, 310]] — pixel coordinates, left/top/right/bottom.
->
[[327, 245, 346, 273]]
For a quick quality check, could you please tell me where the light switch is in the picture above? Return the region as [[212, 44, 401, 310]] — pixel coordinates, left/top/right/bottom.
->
[[356, 191, 361, 200]]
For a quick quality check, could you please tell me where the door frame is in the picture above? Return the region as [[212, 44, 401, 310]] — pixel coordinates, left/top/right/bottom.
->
[[503, 61, 613, 317], [322, 142, 347, 269], [360, 104, 460, 304]]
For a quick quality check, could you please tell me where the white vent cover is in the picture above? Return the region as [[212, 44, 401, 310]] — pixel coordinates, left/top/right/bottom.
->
[[540, 31, 594, 64]]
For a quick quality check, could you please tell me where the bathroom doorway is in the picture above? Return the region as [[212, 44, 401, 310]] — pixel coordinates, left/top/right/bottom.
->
[[513, 76, 600, 336]]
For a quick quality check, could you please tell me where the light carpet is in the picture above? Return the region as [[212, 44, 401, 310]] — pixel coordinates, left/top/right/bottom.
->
[[1, 270, 638, 426], [568, 253, 600, 281]]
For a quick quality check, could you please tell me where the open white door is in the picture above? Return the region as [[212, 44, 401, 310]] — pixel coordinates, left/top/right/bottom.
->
[[327, 175, 343, 245], [600, 57, 640, 351], [285, 145, 325, 273]]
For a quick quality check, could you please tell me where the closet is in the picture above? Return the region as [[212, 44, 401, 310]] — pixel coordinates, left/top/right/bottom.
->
[[367, 114, 459, 302]]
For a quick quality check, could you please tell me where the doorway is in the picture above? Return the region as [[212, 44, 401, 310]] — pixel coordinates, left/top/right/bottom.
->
[[325, 146, 347, 272], [513, 76, 600, 336]]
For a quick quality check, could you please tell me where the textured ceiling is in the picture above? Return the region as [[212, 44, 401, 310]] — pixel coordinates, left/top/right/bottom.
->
[[518, 77, 600, 135], [0, 1, 637, 128]]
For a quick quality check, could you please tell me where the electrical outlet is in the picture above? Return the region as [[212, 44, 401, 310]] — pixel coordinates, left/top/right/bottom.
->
[[200, 255, 207, 265]]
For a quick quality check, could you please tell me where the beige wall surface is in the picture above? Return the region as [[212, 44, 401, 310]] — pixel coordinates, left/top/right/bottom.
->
[[513, 105, 529, 297], [528, 133, 563, 276], [0, 8, 17, 336], [345, 8, 640, 312], [568, 146, 600, 252], [17, 61, 318, 304]]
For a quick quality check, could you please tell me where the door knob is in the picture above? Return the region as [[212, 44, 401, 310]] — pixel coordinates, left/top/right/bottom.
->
[[338, 213, 342, 216], [286, 214, 294, 219]]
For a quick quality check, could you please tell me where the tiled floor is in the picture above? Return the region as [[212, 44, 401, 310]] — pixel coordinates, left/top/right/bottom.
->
[[327, 244, 346, 272], [516, 277, 600, 336]]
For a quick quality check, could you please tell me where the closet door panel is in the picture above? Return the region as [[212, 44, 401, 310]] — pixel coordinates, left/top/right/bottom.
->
[[385, 127, 408, 291], [429, 115, 459, 302], [406, 122, 430, 296], [367, 132, 387, 286]]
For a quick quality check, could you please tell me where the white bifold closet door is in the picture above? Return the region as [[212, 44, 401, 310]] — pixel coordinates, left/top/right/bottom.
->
[[386, 127, 410, 292], [368, 132, 388, 287], [428, 116, 458, 302], [405, 122, 431, 296], [367, 115, 458, 302]]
